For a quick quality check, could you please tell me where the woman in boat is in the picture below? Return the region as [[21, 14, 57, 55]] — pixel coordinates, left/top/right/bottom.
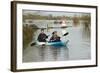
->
[[37, 29, 48, 42], [50, 31, 61, 42]]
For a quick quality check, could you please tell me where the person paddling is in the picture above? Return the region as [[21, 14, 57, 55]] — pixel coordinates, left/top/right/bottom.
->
[[50, 31, 61, 42], [37, 29, 48, 42]]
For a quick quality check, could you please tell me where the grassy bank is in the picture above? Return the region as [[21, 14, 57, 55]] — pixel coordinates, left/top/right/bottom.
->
[[23, 24, 38, 49]]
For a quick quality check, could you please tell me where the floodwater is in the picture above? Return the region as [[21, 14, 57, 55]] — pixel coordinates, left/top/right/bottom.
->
[[23, 21, 91, 62]]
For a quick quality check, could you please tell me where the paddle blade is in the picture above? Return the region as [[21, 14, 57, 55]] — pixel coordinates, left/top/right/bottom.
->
[[30, 42, 36, 46], [63, 32, 69, 36]]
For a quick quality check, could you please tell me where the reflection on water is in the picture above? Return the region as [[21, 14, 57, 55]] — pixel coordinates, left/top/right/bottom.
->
[[23, 21, 91, 62], [23, 46, 69, 62]]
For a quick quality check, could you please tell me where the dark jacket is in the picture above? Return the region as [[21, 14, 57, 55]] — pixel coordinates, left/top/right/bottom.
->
[[50, 36, 61, 42], [37, 33, 48, 42]]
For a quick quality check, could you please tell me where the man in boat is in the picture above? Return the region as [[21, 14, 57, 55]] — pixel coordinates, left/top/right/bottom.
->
[[37, 29, 48, 42], [50, 31, 61, 42]]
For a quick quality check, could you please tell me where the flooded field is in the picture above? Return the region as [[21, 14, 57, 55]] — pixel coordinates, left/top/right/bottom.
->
[[23, 21, 91, 62]]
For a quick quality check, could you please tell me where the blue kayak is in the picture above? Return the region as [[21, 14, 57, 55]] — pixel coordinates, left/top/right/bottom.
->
[[36, 40, 69, 47]]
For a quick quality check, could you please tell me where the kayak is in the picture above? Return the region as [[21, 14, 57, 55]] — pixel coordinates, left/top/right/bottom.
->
[[36, 40, 69, 47], [30, 32, 69, 47]]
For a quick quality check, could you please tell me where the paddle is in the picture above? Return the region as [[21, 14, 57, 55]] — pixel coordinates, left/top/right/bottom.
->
[[30, 32, 69, 46], [63, 32, 69, 36], [30, 42, 36, 46]]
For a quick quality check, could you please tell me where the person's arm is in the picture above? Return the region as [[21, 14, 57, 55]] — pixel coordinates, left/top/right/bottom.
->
[[56, 37, 61, 41], [50, 37, 53, 41], [50, 37, 56, 42], [45, 34, 48, 38]]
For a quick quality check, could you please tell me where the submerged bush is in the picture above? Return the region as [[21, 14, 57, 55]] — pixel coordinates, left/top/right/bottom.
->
[[23, 24, 38, 49]]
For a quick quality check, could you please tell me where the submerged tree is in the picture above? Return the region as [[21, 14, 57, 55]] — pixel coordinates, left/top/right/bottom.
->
[[72, 15, 80, 26], [23, 24, 38, 49], [81, 14, 91, 38]]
